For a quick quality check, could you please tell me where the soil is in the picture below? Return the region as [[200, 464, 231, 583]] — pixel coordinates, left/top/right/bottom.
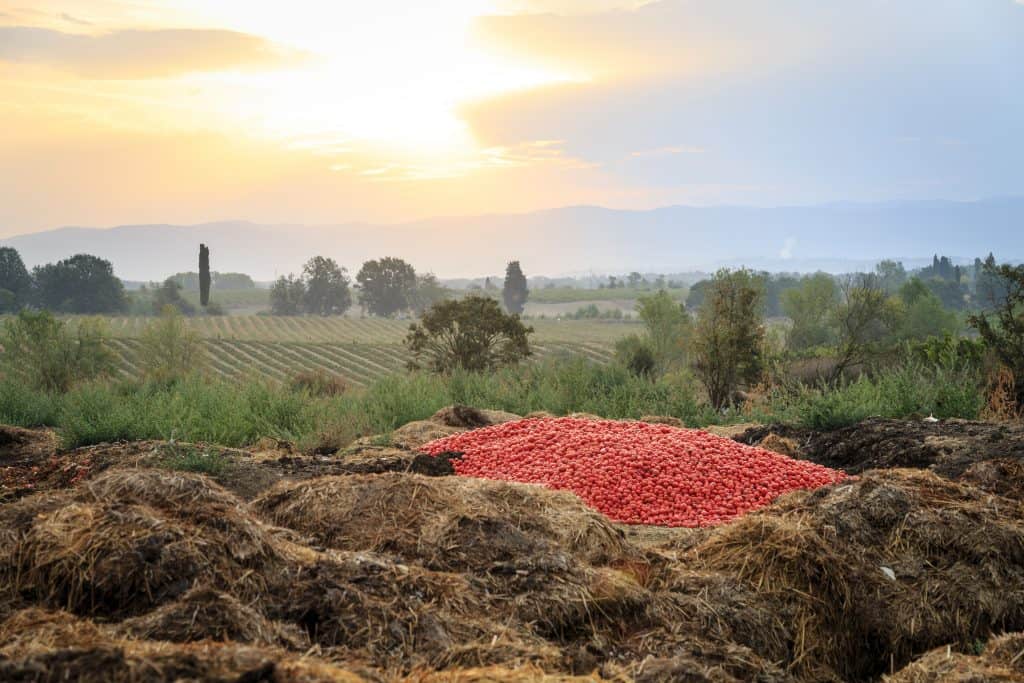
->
[[736, 417, 1024, 479], [2, 410, 1023, 681]]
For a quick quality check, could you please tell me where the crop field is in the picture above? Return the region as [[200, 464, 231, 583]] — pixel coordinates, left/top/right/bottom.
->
[[97, 315, 639, 386]]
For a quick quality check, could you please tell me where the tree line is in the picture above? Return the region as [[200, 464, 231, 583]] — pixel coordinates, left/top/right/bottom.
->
[[615, 258, 1024, 412], [270, 257, 530, 318]]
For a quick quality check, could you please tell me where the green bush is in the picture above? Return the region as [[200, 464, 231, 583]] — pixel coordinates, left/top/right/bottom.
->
[[0, 310, 113, 391], [158, 442, 230, 476]]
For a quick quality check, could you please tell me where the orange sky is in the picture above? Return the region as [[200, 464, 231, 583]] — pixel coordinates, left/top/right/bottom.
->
[[1, 1, 1021, 235]]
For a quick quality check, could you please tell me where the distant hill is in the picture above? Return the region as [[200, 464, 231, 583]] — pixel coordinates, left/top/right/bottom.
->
[[3, 198, 1021, 281]]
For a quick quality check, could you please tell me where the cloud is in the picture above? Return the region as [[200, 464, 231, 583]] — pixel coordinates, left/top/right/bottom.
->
[[463, 0, 1024, 203], [0, 26, 306, 78]]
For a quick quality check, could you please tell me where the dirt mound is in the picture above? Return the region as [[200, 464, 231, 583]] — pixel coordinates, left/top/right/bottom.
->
[[0, 469, 293, 619], [275, 550, 565, 671], [116, 585, 308, 649], [0, 608, 370, 683], [251, 473, 651, 638], [0, 426, 57, 463], [959, 458, 1024, 501], [432, 405, 521, 429], [689, 469, 1024, 680], [886, 632, 1024, 682], [251, 472, 635, 569], [739, 418, 1024, 478]]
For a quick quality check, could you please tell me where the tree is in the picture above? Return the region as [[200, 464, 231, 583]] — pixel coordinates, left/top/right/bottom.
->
[[139, 305, 205, 383], [502, 261, 529, 314], [782, 272, 839, 351], [151, 278, 196, 316], [875, 260, 907, 293], [33, 254, 126, 313], [0, 310, 112, 391], [615, 334, 656, 378], [0, 247, 33, 312], [302, 256, 352, 316], [635, 290, 691, 374], [405, 295, 533, 372], [692, 269, 765, 411], [968, 261, 1024, 408], [270, 275, 306, 315], [356, 257, 417, 317], [829, 274, 900, 381], [898, 279, 959, 341], [409, 273, 451, 316], [627, 272, 643, 288], [199, 244, 211, 307]]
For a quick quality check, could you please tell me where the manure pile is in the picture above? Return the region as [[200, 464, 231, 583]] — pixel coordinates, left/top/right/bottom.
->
[[1, 409, 1023, 682]]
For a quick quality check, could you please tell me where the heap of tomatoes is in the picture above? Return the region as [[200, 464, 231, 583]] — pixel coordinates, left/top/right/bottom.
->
[[421, 417, 846, 527]]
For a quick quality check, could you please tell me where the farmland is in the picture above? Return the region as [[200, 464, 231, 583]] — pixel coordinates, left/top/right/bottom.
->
[[97, 316, 638, 386]]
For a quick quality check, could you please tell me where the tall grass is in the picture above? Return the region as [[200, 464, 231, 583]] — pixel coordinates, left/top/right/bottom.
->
[[765, 361, 984, 431], [0, 356, 985, 450]]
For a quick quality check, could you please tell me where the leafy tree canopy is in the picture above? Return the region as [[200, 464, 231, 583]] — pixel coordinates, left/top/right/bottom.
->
[[0, 247, 33, 312], [357, 257, 417, 317], [33, 253, 126, 314], [405, 295, 533, 373], [302, 256, 352, 316]]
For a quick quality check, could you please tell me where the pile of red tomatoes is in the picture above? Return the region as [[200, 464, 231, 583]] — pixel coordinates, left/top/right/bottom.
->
[[422, 417, 846, 527]]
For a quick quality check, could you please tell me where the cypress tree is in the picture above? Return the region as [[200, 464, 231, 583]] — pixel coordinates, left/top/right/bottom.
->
[[502, 261, 529, 315], [199, 244, 211, 307]]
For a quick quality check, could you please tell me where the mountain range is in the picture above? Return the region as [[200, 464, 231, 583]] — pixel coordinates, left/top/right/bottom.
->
[[2, 198, 1021, 282]]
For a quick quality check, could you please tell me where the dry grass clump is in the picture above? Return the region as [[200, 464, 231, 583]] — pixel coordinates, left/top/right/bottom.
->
[[401, 665, 609, 682], [885, 632, 1024, 682], [689, 469, 1024, 680]]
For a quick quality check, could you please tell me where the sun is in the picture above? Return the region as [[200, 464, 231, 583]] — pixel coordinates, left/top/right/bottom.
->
[[160, 1, 578, 160]]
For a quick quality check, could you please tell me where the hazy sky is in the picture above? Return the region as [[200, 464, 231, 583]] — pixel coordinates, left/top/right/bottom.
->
[[1, 0, 1022, 236]]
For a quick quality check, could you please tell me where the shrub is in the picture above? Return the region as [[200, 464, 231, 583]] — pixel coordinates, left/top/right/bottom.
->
[[290, 369, 348, 397], [614, 333, 656, 378], [0, 310, 113, 391], [405, 296, 533, 373], [138, 306, 205, 383], [159, 442, 230, 476]]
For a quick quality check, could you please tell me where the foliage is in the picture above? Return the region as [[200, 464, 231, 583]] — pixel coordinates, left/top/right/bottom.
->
[[636, 289, 692, 373], [502, 261, 529, 314], [692, 269, 766, 410], [0, 309, 113, 391], [32, 253, 127, 313], [408, 273, 451, 315], [405, 295, 533, 372], [138, 305, 205, 383], [356, 256, 417, 317], [289, 369, 348, 397], [897, 279, 960, 341], [968, 260, 1024, 408], [875, 259, 908, 293], [0, 246, 33, 312], [829, 273, 901, 382], [767, 361, 984, 430], [158, 442, 229, 476], [301, 255, 352, 316], [614, 333, 656, 378], [782, 272, 839, 351], [270, 274, 306, 315], [170, 271, 256, 290], [199, 244, 211, 307], [151, 278, 196, 316]]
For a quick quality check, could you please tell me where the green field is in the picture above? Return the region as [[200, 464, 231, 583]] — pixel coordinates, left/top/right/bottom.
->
[[97, 316, 640, 387]]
